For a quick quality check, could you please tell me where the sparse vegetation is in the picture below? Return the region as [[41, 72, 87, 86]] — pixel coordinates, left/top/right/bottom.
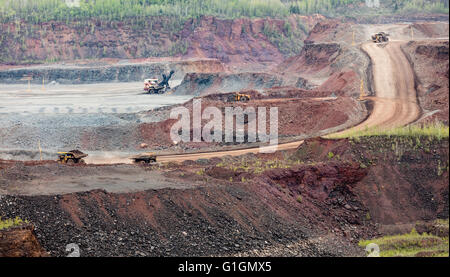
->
[[328, 122, 450, 140], [327, 151, 334, 159], [0, 216, 28, 230], [195, 168, 205, 175], [359, 223, 449, 257], [217, 156, 302, 174], [262, 18, 307, 56]]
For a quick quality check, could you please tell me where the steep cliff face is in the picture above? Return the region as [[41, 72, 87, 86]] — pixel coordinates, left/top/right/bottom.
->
[[179, 16, 310, 66], [0, 15, 314, 66], [0, 224, 48, 257]]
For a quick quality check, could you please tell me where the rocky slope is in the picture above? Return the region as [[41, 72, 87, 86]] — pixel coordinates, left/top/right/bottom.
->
[[292, 137, 449, 225], [0, 154, 373, 257], [402, 40, 449, 124], [0, 15, 316, 67], [1, 135, 447, 256]]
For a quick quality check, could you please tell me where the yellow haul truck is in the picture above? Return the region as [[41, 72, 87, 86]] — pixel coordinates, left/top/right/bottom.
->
[[57, 150, 88, 164], [227, 93, 251, 102]]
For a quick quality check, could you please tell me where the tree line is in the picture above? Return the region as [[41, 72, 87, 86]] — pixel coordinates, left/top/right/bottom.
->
[[0, 0, 448, 24]]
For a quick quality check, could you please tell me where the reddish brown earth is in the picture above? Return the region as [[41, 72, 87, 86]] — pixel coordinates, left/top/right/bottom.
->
[[276, 33, 368, 97], [279, 43, 341, 74], [291, 137, 449, 225], [305, 19, 352, 43], [411, 22, 450, 38], [1, 135, 447, 256], [0, 153, 375, 256], [402, 40, 449, 124], [0, 224, 48, 257], [0, 15, 321, 69], [136, 95, 366, 150], [0, 18, 448, 257]]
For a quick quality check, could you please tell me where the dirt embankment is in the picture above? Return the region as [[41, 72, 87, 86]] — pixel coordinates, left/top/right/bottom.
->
[[0, 155, 372, 257], [137, 95, 367, 151], [401, 40, 449, 124], [0, 224, 48, 257], [291, 137, 449, 226], [0, 15, 317, 68], [1, 135, 446, 256]]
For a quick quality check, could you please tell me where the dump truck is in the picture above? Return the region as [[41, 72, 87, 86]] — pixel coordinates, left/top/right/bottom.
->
[[144, 70, 175, 94], [371, 32, 389, 43], [130, 152, 157, 164], [227, 93, 251, 102], [57, 150, 88, 164]]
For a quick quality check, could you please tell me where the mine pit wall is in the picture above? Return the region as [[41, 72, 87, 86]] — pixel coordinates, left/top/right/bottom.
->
[[353, 138, 449, 227], [291, 137, 449, 234], [277, 41, 372, 98], [0, 59, 225, 84]]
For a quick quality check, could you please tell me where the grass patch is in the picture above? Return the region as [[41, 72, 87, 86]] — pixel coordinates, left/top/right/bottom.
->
[[217, 157, 302, 175], [359, 225, 449, 257], [328, 122, 449, 140], [0, 217, 28, 231]]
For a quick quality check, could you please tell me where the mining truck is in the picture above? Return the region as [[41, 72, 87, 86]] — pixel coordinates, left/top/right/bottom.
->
[[144, 70, 175, 94], [130, 152, 157, 164], [57, 150, 88, 164], [371, 32, 389, 43], [227, 93, 251, 102]]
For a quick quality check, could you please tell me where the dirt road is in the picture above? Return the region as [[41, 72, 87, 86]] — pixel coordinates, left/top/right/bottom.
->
[[156, 41, 421, 162], [345, 41, 420, 131], [157, 141, 303, 162]]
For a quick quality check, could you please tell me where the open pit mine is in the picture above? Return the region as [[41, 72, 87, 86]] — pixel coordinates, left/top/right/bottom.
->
[[0, 0, 448, 261]]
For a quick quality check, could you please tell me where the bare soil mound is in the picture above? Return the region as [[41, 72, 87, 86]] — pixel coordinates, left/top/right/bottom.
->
[[137, 96, 367, 151], [0, 178, 366, 256]]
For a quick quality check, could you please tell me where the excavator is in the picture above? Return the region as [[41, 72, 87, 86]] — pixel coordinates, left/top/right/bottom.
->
[[144, 70, 175, 94]]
